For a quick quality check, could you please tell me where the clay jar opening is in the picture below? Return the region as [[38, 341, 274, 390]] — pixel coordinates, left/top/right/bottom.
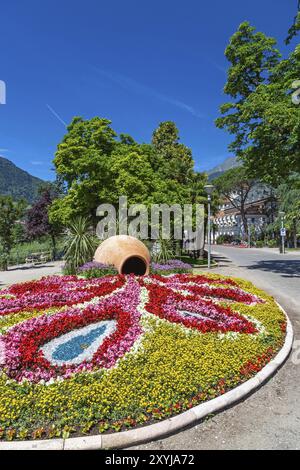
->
[[120, 255, 147, 275]]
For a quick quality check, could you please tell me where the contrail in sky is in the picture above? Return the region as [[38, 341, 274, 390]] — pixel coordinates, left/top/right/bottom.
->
[[46, 104, 67, 127], [94, 68, 204, 118]]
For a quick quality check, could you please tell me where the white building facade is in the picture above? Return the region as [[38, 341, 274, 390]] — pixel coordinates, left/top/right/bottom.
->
[[214, 183, 277, 240]]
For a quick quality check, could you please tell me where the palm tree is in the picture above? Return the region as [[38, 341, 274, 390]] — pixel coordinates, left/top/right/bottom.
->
[[64, 216, 98, 274]]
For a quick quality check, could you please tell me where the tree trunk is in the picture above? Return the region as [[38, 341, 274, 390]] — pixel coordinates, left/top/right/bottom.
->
[[240, 204, 248, 240], [51, 234, 56, 261], [293, 219, 298, 249]]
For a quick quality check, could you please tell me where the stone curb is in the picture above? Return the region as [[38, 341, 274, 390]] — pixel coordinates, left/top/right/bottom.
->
[[0, 303, 293, 451]]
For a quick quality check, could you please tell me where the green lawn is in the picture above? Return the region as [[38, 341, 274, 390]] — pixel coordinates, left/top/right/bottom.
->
[[8, 237, 65, 265]]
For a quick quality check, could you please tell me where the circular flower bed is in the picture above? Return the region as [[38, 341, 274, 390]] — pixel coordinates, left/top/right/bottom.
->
[[0, 273, 286, 440]]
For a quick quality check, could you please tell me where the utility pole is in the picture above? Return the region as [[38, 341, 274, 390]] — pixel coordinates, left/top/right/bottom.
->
[[204, 185, 214, 269], [279, 211, 286, 254]]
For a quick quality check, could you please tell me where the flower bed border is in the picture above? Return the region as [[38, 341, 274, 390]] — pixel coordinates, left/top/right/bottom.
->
[[0, 301, 293, 451]]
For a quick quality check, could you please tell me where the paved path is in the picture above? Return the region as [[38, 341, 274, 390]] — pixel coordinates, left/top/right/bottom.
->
[[0, 261, 63, 288], [131, 246, 300, 450]]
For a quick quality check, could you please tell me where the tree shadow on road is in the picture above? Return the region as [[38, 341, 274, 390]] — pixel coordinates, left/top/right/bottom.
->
[[242, 260, 300, 278], [6, 264, 55, 272], [213, 255, 232, 266]]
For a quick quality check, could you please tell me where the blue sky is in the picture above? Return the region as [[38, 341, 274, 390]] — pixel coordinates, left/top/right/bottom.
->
[[0, 0, 297, 180]]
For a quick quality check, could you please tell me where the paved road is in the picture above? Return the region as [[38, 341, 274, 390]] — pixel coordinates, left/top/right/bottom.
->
[[0, 261, 63, 288], [210, 246, 300, 318], [131, 246, 300, 450]]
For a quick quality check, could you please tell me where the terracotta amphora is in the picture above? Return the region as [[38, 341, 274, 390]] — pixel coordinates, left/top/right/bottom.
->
[[94, 235, 151, 275]]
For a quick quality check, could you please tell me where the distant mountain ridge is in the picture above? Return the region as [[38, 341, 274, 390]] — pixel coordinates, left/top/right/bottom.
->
[[207, 156, 242, 181], [0, 156, 45, 203]]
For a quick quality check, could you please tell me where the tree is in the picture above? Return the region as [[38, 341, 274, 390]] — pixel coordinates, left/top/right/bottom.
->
[[49, 116, 211, 257], [49, 116, 118, 225], [241, 44, 300, 185], [151, 121, 194, 186], [276, 173, 300, 248], [187, 171, 214, 258], [25, 185, 61, 259], [215, 22, 280, 153], [286, 1, 300, 45], [214, 166, 256, 236], [110, 148, 160, 205], [50, 118, 198, 226], [0, 196, 26, 270], [216, 22, 300, 186], [119, 133, 136, 145], [152, 121, 179, 150], [217, 22, 280, 101]]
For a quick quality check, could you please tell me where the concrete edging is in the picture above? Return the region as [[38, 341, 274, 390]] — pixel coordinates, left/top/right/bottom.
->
[[0, 303, 293, 450]]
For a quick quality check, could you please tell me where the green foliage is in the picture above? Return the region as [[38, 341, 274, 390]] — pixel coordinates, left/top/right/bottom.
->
[[63, 216, 98, 274], [276, 173, 300, 247], [221, 22, 280, 100], [50, 118, 208, 231], [214, 167, 256, 234], [8, 237, 65, 266], [49, 116, 117, 225], [214, 166, 254, 196], [0, 252, 9, 271], [25, 184, 62, 259], [151, 121, 194, 187], [152, 121, 179, 150], [0, 157, 44, 203], [110, 147, 160, 205], [152, 236, 175, 264], [267, 239, 278, 248], [79, 266, 118, 279], [216, 234, 235, 245], [216, 21, 300, 186], [48, 117, 210, 259], [150, 266, 191, 275], [286, 2, 300, 45], [241, 46, 300, 185], [12, 223, 26, 245], [0, 196, 27, 269]]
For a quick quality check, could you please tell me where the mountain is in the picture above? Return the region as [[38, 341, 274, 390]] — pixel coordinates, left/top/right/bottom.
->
[[0, 156, 45, 203], [207, 156, 242, 181]]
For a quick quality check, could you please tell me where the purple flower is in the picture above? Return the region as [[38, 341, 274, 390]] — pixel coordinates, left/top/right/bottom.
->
[[151, 259, 192, 271], [78, 261, 113, 272]]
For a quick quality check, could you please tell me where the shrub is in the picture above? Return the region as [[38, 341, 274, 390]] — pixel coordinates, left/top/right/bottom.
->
[[216, 234, 234, 244], [152, 237, 175, 264], [8, 238, 64, 266], [267, 239, 278, 248], [0, 252, 8, 271], [151, 259, 192, 274], [77, 261, 118, 278], [63, 217, 98, 274]]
